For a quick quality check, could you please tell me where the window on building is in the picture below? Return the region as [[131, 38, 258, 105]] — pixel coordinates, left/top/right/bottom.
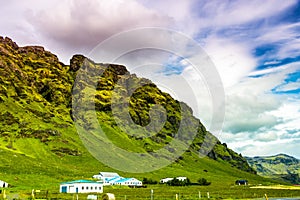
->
[[82, 186, 84, 190], [86, 186, 88, 190], [91, 187, 93, 190]]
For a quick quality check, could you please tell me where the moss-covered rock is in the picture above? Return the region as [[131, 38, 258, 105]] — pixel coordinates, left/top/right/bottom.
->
[[0, 36, 255, 175]]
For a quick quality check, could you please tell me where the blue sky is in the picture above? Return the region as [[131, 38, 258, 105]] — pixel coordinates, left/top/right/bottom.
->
[[0, 0, 300, 158]]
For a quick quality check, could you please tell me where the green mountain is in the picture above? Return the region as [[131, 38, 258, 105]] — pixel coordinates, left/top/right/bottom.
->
[[246, 154, 300, 184], [0, 36, 263, 191]]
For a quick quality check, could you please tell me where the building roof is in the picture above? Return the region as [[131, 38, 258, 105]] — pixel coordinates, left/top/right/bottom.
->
[[106, 176, 122, 182], [99, 172, 120, 177], [61, 180, 103, 185], [160, 178, 173, 181], [114, 178, 141, 183]]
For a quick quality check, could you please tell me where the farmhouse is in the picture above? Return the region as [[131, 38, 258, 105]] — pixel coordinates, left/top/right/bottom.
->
[[93, 172, 142, 186], [60, 180, 103, 194], [0, 180, 8, 188], [93, 172, 122, 186]]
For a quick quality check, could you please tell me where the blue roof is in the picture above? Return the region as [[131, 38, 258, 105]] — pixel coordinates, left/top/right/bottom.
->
[[114, 178, 131, 183], [114, 178, 141, 183], [106, 177, 121, 182], [61, 180, 102, 184]]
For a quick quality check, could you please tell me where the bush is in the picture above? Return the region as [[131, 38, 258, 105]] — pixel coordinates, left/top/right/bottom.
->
[[142, 178, 158, 185], [197, 178, 211, 186], [167, 177, 191, 186]]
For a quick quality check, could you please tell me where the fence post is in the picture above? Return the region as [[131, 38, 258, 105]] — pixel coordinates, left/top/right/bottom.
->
[[198, 191, 201, 199], [151, 189, 153, 200], [207, 192, 210, 199], [265, 194, 268, 200]]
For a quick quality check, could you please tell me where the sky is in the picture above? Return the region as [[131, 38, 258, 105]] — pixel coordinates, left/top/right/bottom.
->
[[0, 0, 300, 158]]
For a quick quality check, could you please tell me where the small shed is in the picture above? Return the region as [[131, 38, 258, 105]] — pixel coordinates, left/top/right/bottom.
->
[[60, 180, 103, 194], [160, 178, 174, 183], [0, 180, 8, 188], [160, 177, 187, 183], [176, 177, 187, 181], [235, 180, 248, 185]]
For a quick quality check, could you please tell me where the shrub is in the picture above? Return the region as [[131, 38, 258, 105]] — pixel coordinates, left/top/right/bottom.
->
[[197, 178, 211, 186], [142, 178, 158, 185]]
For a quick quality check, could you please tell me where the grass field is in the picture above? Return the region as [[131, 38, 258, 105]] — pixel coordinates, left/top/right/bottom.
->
[[1, 184, 300, 199], [1, 129, 298, 199]]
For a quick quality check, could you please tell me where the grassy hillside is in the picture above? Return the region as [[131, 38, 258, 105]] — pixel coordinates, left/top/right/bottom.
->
[[0, 36, 294, 198], [246, 154, 300, 184]]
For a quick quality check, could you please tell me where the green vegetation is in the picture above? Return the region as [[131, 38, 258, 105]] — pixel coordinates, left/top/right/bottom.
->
[[0, 36, 300, 199], [246, 154, 300, 184], [197, 178, 211, 186]]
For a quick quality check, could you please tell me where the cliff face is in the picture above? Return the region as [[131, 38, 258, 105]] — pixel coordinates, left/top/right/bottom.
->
[[0, 36, 255, 174], [246, 154, 300, 183]]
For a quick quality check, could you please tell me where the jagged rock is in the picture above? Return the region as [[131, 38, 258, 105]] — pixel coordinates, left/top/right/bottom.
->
[[70, 54, 86, 72], [0, 36, 18, 49]]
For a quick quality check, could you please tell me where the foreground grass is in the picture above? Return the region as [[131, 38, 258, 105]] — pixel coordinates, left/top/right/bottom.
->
[[104, 184, 300, 199], [1, 184, 300, 199]]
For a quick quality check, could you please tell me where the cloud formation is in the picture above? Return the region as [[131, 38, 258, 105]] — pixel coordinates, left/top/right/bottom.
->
[[0, 0, 299, 158]]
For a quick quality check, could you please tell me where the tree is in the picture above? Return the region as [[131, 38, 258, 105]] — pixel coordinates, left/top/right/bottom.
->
[[167, 177, 191, 186], [142, 178, 158, 185], [197, 178, 211, 186]]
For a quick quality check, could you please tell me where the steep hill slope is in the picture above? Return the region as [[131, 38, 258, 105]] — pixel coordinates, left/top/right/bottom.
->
[[246, 154, 300, 184], [0, 36, 260, 190]]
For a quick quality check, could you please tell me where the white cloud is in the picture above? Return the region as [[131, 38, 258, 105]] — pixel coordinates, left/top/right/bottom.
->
[[221, 63, 300, 157], [275, 80, 300, 92], [248, 65, 290, 77], [194, 0, 296, 28], [256, 22, 300, 43], [252, 131, 279, 142], [0, 0, 172, 63], [203, 36, 257, 88], [140, 0, 197, 34], [234, 138, 300, 159], [264, 60, 281, 65], [254, 22, 300, 59]]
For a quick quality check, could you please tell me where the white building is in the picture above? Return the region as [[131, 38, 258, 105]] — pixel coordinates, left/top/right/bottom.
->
[[0, 180, 8, 188], [93, 172, 120, 180], [60, 180, 103, 194], [93, 172, 121, 186], [112, 178, 142, 186], [93, 172, 142, 186], [160, 178, 174, 183], [160, 177, 187, 183], [176, 177, 187, 181]]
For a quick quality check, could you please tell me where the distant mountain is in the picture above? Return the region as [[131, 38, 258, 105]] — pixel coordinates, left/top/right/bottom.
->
[[246, 154, 300, 184]]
